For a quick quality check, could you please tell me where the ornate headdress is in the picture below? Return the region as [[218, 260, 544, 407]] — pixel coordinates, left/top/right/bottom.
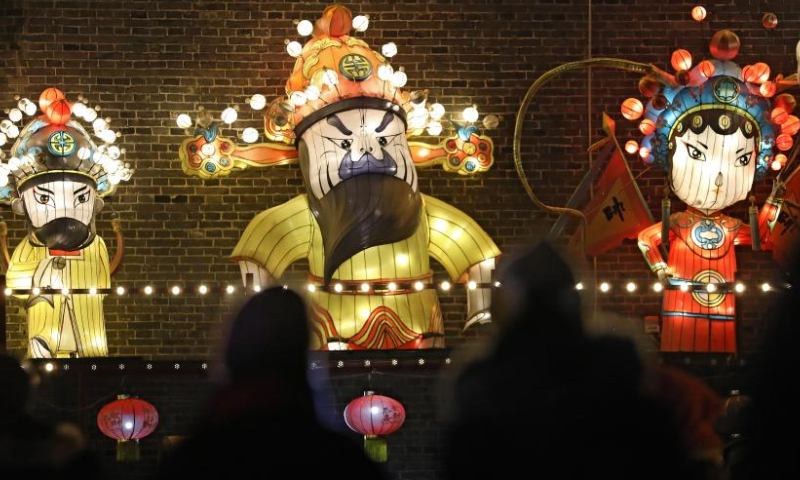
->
[[0, 88, 133, 201], [627, 30, 798, 178]]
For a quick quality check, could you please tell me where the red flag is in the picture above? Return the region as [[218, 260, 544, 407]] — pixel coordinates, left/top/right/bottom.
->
[[578, 145, 653, 256]]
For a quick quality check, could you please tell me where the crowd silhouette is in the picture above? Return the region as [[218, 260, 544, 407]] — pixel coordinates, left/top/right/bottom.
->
[[0, 242, 798, 479]]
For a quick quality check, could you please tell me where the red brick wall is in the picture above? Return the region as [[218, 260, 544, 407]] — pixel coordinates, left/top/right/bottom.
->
[[1, 0, 798, 359]]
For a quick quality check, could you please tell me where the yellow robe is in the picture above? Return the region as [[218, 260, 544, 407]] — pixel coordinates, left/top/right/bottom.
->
[[232, 194, 500, 350], [7, 236, 110, 358]]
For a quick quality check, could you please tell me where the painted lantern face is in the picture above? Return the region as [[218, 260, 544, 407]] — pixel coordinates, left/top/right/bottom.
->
[[297, 106, 422, 282], [17, 174, 99, 250], [669, 111, 757, 214]]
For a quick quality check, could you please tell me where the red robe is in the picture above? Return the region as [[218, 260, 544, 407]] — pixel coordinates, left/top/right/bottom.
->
[[638, 199, 781, 353]]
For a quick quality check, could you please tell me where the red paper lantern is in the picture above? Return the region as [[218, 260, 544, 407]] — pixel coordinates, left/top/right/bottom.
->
[[671, 49, 693, 72], [759, 81, 777, 98], [776, 134, 793, 152], [762, 13, 778, 29], [709, 30, 740, 61], [624, 140, 639, 154], [639, 118, 656, 135], [697, 60, 716, 79], [675, 70, 691, 86], [98, 395, 159, 462], [638, 76, 661, 97], [776, 153, 788, 166], [639, 146, 651, 159], [620, 98, 644, 121], [775, 94, 797, 114], [344, 391, 405, 463], [782, 115, 800, 136], [691, 6, 707, 22], [751, 63, 771, 84], [45, 99, 72, 125], [771, 108, 789, 125], [651, 94, 668, 110], [39, 87, 65, 111]]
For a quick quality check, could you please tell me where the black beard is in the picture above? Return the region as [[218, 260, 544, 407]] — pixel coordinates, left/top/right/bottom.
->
[[308, 174, 422, 283], [30, 218, 94, 251]]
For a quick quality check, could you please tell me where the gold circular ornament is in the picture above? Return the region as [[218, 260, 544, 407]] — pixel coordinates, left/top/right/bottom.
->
[[692, 115, 703, 129], [691, 269, 726, 308], [338, 54, 373, 81], [719, 114, 731, 130], [676, 122, 684, 133], [745, 121, 753, 134], [668, 141, 674, 149]]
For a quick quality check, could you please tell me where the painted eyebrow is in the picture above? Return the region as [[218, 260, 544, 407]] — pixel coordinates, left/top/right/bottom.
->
[[74, 185, 89, 195], [326, 115, 353, 136], [736, 147, 746, 154], [35, 186, 55, 195], [375, 111, 395, 133], [697, 141, 708, 150]]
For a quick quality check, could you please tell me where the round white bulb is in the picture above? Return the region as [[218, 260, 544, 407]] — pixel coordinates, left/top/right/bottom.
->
[[92, 118, 108, 132], [426, 121, 442, 136], [45, 363, 54, 372], [297, 19, 314, 36], [382, 42, 398, 58], [387, 282, 397, 291], [171, 286, 181, 295], [0, 119, 11, 133], [304, 85, 320, 101], [99, 129, 116, 144], [761, 283, 772, 292], [124, 422, 133, 430], [60, 288, 69, 295], [463, 106, 479, 123], [6, 125, 19, 139], [441, 281, 451, 291], [0, 175, 8, 188], [468, 280, 478, 290], [201, 143, 216, 156], [378, 64, 394, 81], [89, 287, 98, 295], [242, 127, 259, 144], [653, 282, 664, 292], [680, 283, 689, 292], [19, 99, 37, 116], [226, 285, 235, 294], [599, 282, 610, 293], [7, 157, 21, 170], [391, 70, 408, 88], [575, 282, 584, 291], [626, 282, 637, 292], [144, 286, 153, 295], [322, 69, 339, 87], [221, 107, 238, 125], [735, 283, 745, 293], [77, 146, 91, 160], [414, 281, 424, 291], [290, 91, 307, 107], [32, 287, 41, 295], [286, 40, 303, 58], [3, 288, 10, 296], [108, 145, 121, 159], [72, 102, 86, 117], [176, 113, 193, 128], [361, 283, 370, 293], [334, 283, 343, 293], [0, 132, 6, 147], [83, 108, 98, 122], [353, 15, 369, 32], [248, 94, 267, 111], [307, 284, 317, 293], [8, 108, 22, 123], [116, 286, 125, 295], [706, 283, 717, 293], [429, 103, 446, 120]]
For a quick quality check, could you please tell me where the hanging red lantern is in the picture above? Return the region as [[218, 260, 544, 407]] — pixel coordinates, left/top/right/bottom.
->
[[775, 94, 797, 114], [671, 49, 693, 72], [697, 60, 716, 79], [771, 108, 789, 125], [639, 118, 656, 135], [762, 13, 778, 29], [638, 76, 661, 97], [776, 153, 788, 166], [45, 99, 72, 125], [759, 81, 777, 98], [39, 87, 65, 111], [97, 395, 159, 462], [776, 134, 793, 152], [624, 140, 639, 154], [709, 30, 740, 61], [751, 63, 771, 84], [741, 65, 757, 83], [344, 391, 405, 463], [782, 115, 800, 136], [691, 6, 707, 22], [620, 98, 644, 120]]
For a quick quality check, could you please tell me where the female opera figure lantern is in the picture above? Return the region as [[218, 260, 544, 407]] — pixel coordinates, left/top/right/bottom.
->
[[0, 88, 132, 358], [176, 5, 500, 350], [635, 31, 793, 353]]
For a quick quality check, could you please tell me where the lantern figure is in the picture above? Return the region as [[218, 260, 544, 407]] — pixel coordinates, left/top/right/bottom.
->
[[782, 115, 800, 136], [691, 6, 707, 22], [709, 30, 740, 60], [776, 134, 793, 151], [698, 60, 716, 79], [639, 118, 656, 135], [39, 87, 65, 111], [97, 395, 159, 462], [621, 98, 644, 120], [762, 13, 778, 29], [45, 99, 72, 125], [625, 140, 639, 154], [344, 392, 405, 463], [771, 108, 788, 125], [671, 49, 693, 72]]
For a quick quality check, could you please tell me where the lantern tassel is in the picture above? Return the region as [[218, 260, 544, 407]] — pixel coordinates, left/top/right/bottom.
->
[[364, 435, 388, 463], [661, 186, 671, 251], [749, 196, 760, 252], [117, 439, 140, 462]]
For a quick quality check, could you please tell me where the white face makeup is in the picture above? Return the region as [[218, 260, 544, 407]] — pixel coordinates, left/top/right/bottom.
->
[[670, 122, 757, 214], [300, 108, 417, 199], [21, 179, 96, 228]]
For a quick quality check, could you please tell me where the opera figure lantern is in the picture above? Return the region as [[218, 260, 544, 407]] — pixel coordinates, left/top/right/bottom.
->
[[0, 88, 132, 358], [176, 4, 500, 349]]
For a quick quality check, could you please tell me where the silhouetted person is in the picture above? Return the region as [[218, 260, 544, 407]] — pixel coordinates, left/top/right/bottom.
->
[[158, 287, 383, 479], [742, 247, 800, 479], [0, 354, 97, 476], [444, 242, 699, 480]]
